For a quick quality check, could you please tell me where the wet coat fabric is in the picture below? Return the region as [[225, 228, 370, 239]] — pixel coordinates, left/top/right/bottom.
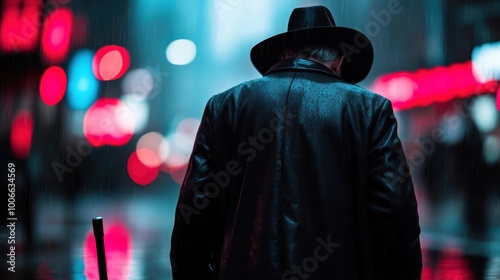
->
[[170, 58, 422, 280]]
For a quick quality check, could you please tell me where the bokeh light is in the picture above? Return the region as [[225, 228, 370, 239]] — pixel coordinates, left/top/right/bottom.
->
[[84, 222, 131, 279], [471, 95, 498, 133], [485, 257, 500, 278], [41, 8, 73, 63], [162, 118, 200, 183], [440, 114, 465, 145], [472, 41, 500, 83], [168, 132, 194, 157], [83, 98, 135, 147], [163, 152, 190, 172], [136, 132, 170, 168], [122, 68, 155, 101], [67, 49, 99, 110], [10, 109, 34, 159], [176, 118, 200, 138], [93, 45, 130, 81], [40, 66, 67, 106], [120, 94, 150, 134], [166, 39, 197, 65], [435, 250, 473, 280], [375, 75, 415, 104], [135, 148, 160, 169], [0, 0, 39, 52], [371, 61, 499, 111], [497, 86, 500, 111], [168, 166, 188, 185], [127, 150, 160, 186]]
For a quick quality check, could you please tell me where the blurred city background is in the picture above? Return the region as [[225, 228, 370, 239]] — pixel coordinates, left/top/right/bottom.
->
[[0, 0, 500, 279]]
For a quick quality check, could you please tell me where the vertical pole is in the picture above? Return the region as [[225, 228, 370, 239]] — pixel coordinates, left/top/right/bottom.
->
[[92, 217, 108, 280]]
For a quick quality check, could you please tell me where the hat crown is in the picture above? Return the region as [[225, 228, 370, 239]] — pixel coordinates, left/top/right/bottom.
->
[[251, 5, 373, 83], [287, 6, 337, 31]]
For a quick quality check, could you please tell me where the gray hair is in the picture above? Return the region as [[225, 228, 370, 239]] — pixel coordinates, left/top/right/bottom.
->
[[280, 45, 340, 64]]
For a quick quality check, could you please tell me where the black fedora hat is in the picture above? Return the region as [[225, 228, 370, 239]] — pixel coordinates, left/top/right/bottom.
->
[[250, 5, 374, 83]]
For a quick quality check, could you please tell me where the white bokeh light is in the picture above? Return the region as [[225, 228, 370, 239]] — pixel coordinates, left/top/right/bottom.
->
[[166, 39, 197, 65], [163, 117, 200, 170], [121, 94, 150, 134], [472, 41, 500, 83], [137, 132, 171, 168], [114, 101, 135, 136], [122, 68, 155, 101], [471, 95, 499, 133]]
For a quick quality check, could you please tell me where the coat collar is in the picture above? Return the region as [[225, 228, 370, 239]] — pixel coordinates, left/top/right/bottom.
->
[[265, 58, 344, 81]]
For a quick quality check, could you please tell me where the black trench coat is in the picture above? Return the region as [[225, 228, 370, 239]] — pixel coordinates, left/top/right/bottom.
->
[[170, 58, 422, 280]]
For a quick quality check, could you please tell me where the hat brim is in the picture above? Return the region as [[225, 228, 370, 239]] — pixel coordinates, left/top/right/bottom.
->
[[250, 27, 373, 84]]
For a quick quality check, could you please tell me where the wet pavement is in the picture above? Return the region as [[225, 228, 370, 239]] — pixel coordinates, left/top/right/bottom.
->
[[1, 183, 500, 280]]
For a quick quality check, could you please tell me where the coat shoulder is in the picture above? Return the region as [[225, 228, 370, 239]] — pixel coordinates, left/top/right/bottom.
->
[[339, 82, 390, 106], [208, 76, 273, 106], [209, 74, 391, 113]]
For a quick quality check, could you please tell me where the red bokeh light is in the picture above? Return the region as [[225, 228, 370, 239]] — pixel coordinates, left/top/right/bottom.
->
[[136, 132, 170, 168], [435, 250, 473, 280], [10, 109, 34, 159], [83, 98, 135, 147], [136, 148, 161, 168], [497, 86, 500, 111], [84, 222, 131, 280], [92, 45, 130, 81], [40, 66, 67, 106], [127, 150, 160, 186], [41, 8, 73, 63], [371, 61, 500, 111], [0, 0, 40, 52]]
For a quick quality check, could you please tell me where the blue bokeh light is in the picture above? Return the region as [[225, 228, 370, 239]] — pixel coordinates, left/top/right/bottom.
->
[[67, 49, 99, 110]]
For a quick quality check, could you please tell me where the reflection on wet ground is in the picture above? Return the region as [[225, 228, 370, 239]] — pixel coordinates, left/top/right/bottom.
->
[[1, 185, 499, 279]]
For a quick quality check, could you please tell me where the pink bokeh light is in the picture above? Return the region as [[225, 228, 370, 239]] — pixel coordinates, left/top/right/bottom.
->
[[83, 98, 135, 147]]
